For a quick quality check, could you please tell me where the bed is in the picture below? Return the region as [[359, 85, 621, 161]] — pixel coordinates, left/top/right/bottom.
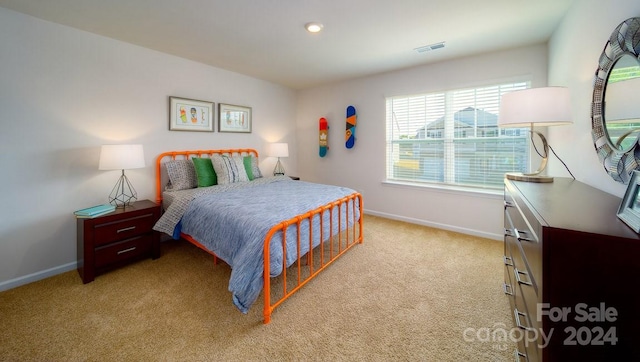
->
[[152, 149, 363, 323]]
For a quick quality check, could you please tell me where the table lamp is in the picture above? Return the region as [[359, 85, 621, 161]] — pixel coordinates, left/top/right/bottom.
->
[[498, 87, 572, 183], [99, 144, 145, 207], [269, 143, 289, 176]]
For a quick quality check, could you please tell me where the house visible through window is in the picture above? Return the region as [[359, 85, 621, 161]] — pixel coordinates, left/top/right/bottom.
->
[[385, 81, 531, 190]]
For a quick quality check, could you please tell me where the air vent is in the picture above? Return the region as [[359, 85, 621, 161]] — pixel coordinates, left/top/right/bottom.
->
[[414, 41, 445, 53]]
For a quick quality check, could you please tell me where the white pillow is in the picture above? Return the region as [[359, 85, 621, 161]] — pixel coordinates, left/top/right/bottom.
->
[[211, 155, 249, 184]]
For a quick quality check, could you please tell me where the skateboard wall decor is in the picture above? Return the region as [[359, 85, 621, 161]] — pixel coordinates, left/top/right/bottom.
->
[[346, 105, 357, 149], [319, 117, 328, 157]]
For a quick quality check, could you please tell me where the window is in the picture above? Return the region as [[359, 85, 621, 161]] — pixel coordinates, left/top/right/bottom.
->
[[386, 81, 530, 190]]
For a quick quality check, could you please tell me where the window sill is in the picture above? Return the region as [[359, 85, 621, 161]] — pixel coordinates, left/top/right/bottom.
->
[[381, 180, 503, 199]]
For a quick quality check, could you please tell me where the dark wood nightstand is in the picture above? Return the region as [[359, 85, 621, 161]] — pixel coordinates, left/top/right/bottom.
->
[[77, 200, 161, 283]]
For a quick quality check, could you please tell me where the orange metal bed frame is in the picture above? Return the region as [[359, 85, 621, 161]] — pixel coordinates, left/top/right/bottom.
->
[[155, 149, 363, 324]]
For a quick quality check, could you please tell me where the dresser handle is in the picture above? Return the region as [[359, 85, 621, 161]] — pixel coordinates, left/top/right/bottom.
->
[[117, 226, 136, 233], [514, 229, 533, 242], [504, 228, 514, 237], [514, 349, 528, 362], [503, 282, 514, 296], [503, 255, 514, 267], [514, 308, 534, 331], [514, 268, 533, 286], [504, 201, 513, 208], [117, 247, 137, 255]]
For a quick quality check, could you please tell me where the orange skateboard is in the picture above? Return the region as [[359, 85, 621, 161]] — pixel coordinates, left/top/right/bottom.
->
[[319, 117, 328, 157]]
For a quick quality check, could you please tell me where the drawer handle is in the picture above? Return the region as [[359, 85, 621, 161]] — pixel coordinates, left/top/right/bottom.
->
[[503, 282, 514, 296], [503, 255, 514, 267], [117, 226, 136, 233], [504, 228, 514, 237], [514, 308, 534, 331], [514, 229, 533, 242], [514, 268, 533, 286], [117, 247, 137, 255], [514, 349, 528, 362], [504, 200, 513, 209]]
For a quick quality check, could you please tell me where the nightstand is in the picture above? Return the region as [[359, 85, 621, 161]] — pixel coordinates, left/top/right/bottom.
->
[[77, 200, 161, 283]]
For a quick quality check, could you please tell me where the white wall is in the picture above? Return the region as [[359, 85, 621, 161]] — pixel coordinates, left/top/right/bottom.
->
[[547, 0, 640, 196], [0, 8, 297, 290], [296, 45, 549, 240]]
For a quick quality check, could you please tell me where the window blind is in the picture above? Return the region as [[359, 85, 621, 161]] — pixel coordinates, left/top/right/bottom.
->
[[386, 81, 530, 190]]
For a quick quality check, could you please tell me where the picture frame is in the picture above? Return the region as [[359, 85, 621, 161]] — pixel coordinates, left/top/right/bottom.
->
[[617, 170, 640, 233], [218, 103, 252, 133], [169, 96, 214, 132]]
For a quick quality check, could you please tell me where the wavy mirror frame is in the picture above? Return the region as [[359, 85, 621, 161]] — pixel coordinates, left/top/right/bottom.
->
[[592, 17, 640, 184]]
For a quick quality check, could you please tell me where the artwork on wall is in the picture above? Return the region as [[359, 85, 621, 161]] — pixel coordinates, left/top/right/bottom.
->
[[169, 96, 214, 132], [218, 103, 252, 133]]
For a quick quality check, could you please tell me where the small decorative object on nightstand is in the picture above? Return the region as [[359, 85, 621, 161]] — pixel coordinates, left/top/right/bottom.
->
[[77, 199, 161, 283]]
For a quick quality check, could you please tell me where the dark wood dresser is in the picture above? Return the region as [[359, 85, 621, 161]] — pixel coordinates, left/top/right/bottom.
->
[[77, 200, 161, 283], [503, 178, 640, 361]]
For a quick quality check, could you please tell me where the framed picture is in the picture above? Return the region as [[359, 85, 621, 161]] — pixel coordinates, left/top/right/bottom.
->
[[218, 103, 252, 133], [617, 170, 640, 233], [169, 96, 214, 132]]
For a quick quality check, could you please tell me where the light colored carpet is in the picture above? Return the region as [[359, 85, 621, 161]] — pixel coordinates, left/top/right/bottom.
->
[[0, 215, 514, 361]]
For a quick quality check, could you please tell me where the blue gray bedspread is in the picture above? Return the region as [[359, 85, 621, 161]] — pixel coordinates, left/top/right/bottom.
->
[[154, 177, 360, 313]]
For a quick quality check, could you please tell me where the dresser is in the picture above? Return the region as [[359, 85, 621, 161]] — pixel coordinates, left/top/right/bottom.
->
[[77, 200, 161, 283], [503, 178, 640, 360]]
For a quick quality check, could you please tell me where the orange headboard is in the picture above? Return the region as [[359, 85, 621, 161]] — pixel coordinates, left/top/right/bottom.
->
[[155, 149, 259, 204]]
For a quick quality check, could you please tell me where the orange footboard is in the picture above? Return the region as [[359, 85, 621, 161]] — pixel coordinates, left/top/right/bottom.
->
[[262, 192, 363, 324]]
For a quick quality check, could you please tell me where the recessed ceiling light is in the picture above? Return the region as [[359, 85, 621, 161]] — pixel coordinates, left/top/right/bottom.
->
[[305, 22, 323, 33]]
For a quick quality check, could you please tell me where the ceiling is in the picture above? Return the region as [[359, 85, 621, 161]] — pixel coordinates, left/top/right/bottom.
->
[[0, 0, 574, 90]]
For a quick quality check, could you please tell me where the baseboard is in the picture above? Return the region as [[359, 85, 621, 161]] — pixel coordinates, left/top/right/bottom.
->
[[363, 209, 503, 241], [0, 261, 77, 292]]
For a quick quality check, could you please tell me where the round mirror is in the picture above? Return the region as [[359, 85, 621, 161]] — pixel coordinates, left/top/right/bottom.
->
[[604, 54, 640, 152], [591, 17, 640, 183]]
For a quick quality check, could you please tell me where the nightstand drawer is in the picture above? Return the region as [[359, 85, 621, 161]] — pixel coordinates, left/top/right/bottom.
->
[[94, 213, 156, 246], [95, 234, 152, 268]]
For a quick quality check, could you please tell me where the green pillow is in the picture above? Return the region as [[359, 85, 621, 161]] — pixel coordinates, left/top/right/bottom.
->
[[243, 156, 254, 180], [192, 157, 217, 187]]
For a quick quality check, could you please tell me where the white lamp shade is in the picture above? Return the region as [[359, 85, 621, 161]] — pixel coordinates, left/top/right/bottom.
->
[[498, 87, 573, 128], [99, 144, 145, 170], [269, 143, 289, 158]]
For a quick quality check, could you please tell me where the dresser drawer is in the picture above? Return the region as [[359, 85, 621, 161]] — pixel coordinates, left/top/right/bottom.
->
[[514, 282, 541, 362], [94, 213, 156, 246], [95, 234, 153, 268], [503, 254, 516, 311], [505, 192, 542, 293]]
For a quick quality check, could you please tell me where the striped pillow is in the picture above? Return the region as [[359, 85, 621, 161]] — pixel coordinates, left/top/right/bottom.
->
[[211, 155, 249, 184]]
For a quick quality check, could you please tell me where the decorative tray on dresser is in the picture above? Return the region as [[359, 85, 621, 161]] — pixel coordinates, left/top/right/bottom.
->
[[503, 177, 639, 361]]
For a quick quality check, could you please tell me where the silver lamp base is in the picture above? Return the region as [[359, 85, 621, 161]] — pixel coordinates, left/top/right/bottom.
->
[[506, 130, 554, 183], [505, 172, 553, 183]]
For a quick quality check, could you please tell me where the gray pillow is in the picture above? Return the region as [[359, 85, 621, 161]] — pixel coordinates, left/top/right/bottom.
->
[[250, 155, 263, 179], [165, 159, 197, 190]]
